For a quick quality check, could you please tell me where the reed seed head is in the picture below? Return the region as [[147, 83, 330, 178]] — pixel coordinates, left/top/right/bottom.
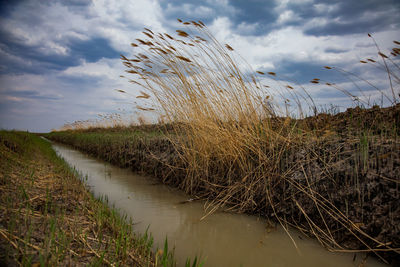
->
[[136, 91, 151, 99], [136, 39, 147, 45], [378, 52, 388, 58], [143, 32, 153, 39], [176, 56, 192, 62], [176, 30, 189, 37], [144, 28, 154, 34], [126, 70, 138, 74], [225, 44, 234, 51]]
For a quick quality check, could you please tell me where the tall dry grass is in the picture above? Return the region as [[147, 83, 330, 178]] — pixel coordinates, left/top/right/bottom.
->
[[58, 111, 152, 131], [121, 20, 400, 262]]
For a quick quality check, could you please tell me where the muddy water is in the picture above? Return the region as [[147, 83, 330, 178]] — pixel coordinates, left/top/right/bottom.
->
[[52, 142, 386, 267]]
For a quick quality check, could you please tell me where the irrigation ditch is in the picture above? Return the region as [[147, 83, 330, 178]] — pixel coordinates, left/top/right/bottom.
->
[[0, 131, 198, 266], [44, 104, 400, 266]]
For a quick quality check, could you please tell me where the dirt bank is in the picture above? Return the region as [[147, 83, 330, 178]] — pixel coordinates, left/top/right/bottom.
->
[[45, 105, 400, 265], [0, 131, 171, 266]]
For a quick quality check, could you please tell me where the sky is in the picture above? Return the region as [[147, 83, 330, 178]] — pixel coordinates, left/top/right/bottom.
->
[[0, 0, 399, 132]]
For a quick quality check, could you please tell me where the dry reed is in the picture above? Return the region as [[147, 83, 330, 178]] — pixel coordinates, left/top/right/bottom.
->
[[117, 20, 400, 263], [112, 21, 400, 263]]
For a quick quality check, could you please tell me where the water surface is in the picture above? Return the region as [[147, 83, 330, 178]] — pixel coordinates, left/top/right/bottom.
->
[[52, 142, 386, 267]]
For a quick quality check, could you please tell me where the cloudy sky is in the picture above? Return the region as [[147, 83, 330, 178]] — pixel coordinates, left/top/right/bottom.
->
[[0, 0, 399, 132]]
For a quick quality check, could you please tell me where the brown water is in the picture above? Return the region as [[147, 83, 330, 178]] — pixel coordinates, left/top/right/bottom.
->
[[52, 142, 387, 267]]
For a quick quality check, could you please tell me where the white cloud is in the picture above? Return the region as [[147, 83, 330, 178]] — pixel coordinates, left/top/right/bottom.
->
[[208, 17, 233, 41], [62, 58, 118, 78], [274, 0, 314, 12], [277, 10, 301, 25], [88, 0, 166, 52], [207, 14, 398, 74], [180, 4, 215, 18], [236, 21, 259, 34], [206, 0, 228, 6], [313, 3, 340, 14]]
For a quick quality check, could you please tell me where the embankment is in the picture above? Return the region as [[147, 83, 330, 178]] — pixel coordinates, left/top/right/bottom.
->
[[44, 105, 400, 265], [0, 131, 180, 266]]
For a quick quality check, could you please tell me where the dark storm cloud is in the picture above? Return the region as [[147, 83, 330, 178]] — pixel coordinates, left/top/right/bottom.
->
[[0, 28, 71, 74], [227, 0, 400, 36], [0, 89, 62, 100], [0, 0, 25, 16], [270, 60, 342, 84], [305, 14, 399, 36], [301, 0, 400, 36], [68, 38, 120, 63], [226, 0, 278, 35], [159, 0, 275, 35], [62, 0, 92, 6], [324, 47, 350, 53], [0, 27, 120, 74], [0, 0, 119, 75], [161, 0, 400, 37]]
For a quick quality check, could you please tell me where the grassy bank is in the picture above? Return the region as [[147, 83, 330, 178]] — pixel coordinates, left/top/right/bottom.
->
[[0, 130, 195, 266]]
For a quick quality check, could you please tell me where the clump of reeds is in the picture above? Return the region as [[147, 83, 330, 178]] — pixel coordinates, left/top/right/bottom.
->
[[120, 21, 400, 263], [58, 111, 149, 131]]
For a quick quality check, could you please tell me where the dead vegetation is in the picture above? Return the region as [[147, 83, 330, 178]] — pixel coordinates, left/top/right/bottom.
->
[[48, 20, 400, 265]]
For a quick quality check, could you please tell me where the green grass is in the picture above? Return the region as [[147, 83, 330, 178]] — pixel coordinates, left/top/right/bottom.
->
[[0, 130, 204, 266]]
